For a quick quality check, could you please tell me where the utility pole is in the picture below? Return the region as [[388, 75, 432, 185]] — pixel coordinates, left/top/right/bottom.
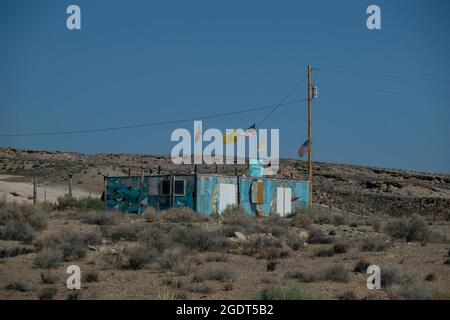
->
[[68, 174, 73, 198], [307, 65, 313, 207], [32, 173, 37, 205]]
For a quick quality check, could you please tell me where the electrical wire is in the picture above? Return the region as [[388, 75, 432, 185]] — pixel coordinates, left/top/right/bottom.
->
[[0, 98, 307, 138]]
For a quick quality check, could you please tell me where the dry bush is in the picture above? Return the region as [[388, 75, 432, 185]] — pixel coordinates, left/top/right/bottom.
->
[[160, 207, 202, 223], [162, 277, 183, 289], [40, 271, 59, 284], [191, 284, 212, 294], [388, 283, 432, 300], [158, 247, 195, 275], [290, 214, 313, 229], [384, 215, 446, 243], [308, 229, 333, 244], [85, 271, 99, 282], [285, 234, 306, 251], [262, 215, 289, 237], [315, 247, 335, 257], [5, 279, 32, 292], [285, 271, 317, 283], [105, 223, 142, 241], [83, 211, 118, 226], [143, 207, 158, 223], [205, 269, 234, 282], [121, 245, 154, 270], [138, 225, 171, 253], [0, 246, 34, 259], [0, 201, 47, 244], [333, 242, 349, 254], [253, 285, 323, 300], [33, 248, 63, 269], [242, 238, 289, 260], [381, 267, 415, 289], [56, 196, 104, 212], [205, 253, 228, 262], [39, 229, 101, 261], [318, 264, 349, 283], [337, 290, 357, 300], [353, 259, 371, 273], [172, 225, 227, 252], [266, 259, 277, 272], [358, 237, 390, 252], [38, 287, 57, 300]]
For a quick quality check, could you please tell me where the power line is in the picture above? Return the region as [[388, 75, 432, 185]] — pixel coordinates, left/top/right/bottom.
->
[[257, 74, 308, 126], [0, 98, 307, 138], [319, 84, 450, 99], [320, 68, 450, 84]]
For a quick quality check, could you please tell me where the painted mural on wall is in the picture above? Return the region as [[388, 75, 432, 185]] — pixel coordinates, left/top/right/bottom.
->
[[106, 177, 148, 213]]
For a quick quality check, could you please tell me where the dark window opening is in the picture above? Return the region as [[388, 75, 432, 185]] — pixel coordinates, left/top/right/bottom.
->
[[161, 180, 171, 195], [174, 179, 185, 196]]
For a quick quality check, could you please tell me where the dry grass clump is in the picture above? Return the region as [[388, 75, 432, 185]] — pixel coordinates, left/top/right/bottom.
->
[[158, 247, 195, 275], [0, 200, 47, 244], [290, 213, 313, 229], [384, 215, 447, 243], [40, 271, 59, 284], [353, 259, 371, 273], [358, 236, 390, 252], [160, 207, 202, 223], [205, 268, 234, 282], [5, 279, 33, 292], [83, 211, 119, 226], [104, 223, 142, 241], [56, 196, 104, 212], [172, 225, 227, 252], [253, 285, 323, 300], [285, 270, 317, 283], [38, 287, 58, 300], [33, 248, 63, 269], [307, 229, 334, 244], [143, 207, 158, 223], [318, 264, 349, 283], [242, 238, 289, 260], [38, 229, 101, 261], [315, 247, 335, 257]]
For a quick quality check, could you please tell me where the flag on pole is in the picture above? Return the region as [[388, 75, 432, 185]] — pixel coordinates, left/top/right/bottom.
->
[[224, 124, 257, 144], [297, 139, 309, 158]]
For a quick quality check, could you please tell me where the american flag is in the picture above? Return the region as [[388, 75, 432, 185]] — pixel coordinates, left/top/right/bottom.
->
[[297, 139, 309, 158]]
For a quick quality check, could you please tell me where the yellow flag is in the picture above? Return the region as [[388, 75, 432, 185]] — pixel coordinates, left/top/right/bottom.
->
[[223, 130, 239, 144]]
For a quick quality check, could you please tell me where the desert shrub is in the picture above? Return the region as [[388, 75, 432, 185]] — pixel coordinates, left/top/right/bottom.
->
[[121, 245, 154, 270], [308, 229, 333, 244], [85, 271, 99, 283], [319, 264, 349, 283], [105, 223, 142, 241], [425, 273, 435, 281], [359, 237, 390, 252], [444, 258, 450, 265], [0, 246, 34, 258], [383, 215, 446, 243], [56, 196, 104, 212], [162, 277, 183, 289], [160, 207, 201, 223], [286, 234, 305, 251], [353, 259, 371, 273], [333, 242, 349, 254], [205, 269, 234, 282], [253, 285, 323, 300], [138, 225, 171, 253], [40, 271, 59, 284], [284, 271, 317, 283], [83, 211, 118, 226], [381, 267, 414, 288], [266, 260, 277, 272], [0, 201, 47, 243], [40, 229, 101, 261], [290, 213, 312, 229], [38, 287, 57, 300], [143, 207, 158, 223], [337, 291, 357, 300], [6, 279, 32, 292], [262, 215, 289, 237], [158, 247, 194, 275], [242, 238, 288, 259], [388, 283, 432, 300], [315, 247, 335, 257], [205, 253, 228, 262], [33, 249, 63, 269], [172, 226, 226, 252], [66, 292, 81, 300], [191, 284, 212, 294]]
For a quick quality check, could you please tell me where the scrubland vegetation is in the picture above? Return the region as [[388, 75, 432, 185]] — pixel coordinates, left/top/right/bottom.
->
[[1, 198, 449, 300]]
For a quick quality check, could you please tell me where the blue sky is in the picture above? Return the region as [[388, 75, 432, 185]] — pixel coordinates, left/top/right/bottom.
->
[[1, 0, 449, 174]]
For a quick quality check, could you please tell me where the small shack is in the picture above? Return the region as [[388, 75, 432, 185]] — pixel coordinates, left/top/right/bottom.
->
[[105, 173, 310, 216]]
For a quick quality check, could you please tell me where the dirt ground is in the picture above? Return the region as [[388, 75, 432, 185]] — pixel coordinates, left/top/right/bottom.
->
[[1, 207, 449, 300]]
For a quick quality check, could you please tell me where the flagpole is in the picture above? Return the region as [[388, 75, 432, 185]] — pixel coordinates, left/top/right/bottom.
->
[[307, 65, 313, 208]]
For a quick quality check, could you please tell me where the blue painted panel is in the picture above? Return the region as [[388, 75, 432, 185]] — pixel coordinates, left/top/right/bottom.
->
[[196, 174, 237, 216]]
